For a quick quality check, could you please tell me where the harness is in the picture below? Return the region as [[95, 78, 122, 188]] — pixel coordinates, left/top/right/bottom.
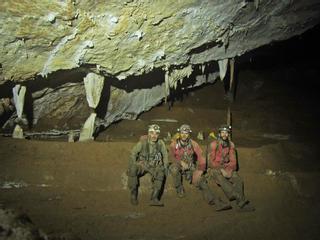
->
[[215, 139, 232, 165], [138, 137, 163, 168], [176, 139, 196, 170]]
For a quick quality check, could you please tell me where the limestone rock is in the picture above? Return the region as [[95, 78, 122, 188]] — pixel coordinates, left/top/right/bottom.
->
[[12, 124, 24, 139], [0, 1, 319, 132], [83, 72, 104, 109], [0, 207, 47, 240], [79, 112, 96, 141], [0, 206, 79, 240]]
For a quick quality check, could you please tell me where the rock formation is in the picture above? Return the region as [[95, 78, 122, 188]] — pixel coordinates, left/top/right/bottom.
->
[[0, 206, 79, 240], [0, 0, 319, 133]]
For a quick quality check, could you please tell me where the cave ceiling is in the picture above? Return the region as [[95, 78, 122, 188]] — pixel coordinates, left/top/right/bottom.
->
[[0, 0, 319, 134]]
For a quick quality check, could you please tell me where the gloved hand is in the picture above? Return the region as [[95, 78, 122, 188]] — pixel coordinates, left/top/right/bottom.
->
[[220, 168, 232, 178], [181, 161, 189, 171], [192, 170, 203, 184]]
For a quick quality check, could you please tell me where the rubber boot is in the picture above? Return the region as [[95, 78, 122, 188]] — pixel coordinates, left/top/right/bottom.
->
[[212, 198, 232, 211], [235, 193, 252, 210], [238, 201, 255, 212], [237, 198, 249, 208], [130, 189, 138, 206], [149, 189, 164, 207], [237, 196, 255, 212]]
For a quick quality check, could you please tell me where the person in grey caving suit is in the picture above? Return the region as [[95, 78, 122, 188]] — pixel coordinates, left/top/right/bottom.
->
[[127, 124, 168, 206]]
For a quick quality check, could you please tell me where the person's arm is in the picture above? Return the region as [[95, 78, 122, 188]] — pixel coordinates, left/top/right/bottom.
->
[[129, 141, 142, 165], [159, 140, 169, 169], [169, 140, 180, 164], [208, 141, 220, 169], [192, 141, 206, 171], [224, 142, 237, 172]]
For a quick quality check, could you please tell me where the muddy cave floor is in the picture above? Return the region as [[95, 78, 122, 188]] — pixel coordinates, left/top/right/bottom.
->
[[1, 68, 320, 240]]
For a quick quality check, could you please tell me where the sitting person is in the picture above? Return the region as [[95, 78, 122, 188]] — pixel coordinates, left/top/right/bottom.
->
[[169, 124, 231, 211], [127, 124, 168, 206], [207, 124, 255, 211]]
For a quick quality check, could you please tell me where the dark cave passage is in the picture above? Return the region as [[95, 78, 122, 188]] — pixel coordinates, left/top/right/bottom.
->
[[99, 24, 320, 149]]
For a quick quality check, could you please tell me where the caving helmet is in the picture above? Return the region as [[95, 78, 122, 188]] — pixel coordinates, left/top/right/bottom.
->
[[148, 124, 161, 133], [218, 124, 231, 135], [178, 124, 192, 134]]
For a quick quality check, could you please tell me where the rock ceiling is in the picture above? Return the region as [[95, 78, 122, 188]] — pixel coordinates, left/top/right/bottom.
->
[[0, 0, 319, 135]]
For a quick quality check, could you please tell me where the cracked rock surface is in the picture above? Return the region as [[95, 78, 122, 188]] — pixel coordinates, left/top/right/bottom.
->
[[0, 0, 319, 132]]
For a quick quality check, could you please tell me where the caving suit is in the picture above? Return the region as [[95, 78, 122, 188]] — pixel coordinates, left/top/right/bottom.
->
[[127, 136, 168, 202], [207, 139, 248, 207], [169, 138, 219, 204]]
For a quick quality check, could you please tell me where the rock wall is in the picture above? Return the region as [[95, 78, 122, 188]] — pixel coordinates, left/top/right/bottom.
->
[[0, 0, 319, 132]]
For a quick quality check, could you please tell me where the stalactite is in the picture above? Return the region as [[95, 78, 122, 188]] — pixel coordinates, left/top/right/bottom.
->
[[168, 65, 193, 89], [79, 73, 104, 141], [218, 59, 229, 81], [254, 0, 260, 10], [12, 85, 26, 139], [201, 64, 205, 74], [164, 65, 193, 103], [83, 73, 104, 108], [12, 85, 26, 119], [227, 107, 232, 140], [229, 58, 235, 93], [164, 69, 170, 103]]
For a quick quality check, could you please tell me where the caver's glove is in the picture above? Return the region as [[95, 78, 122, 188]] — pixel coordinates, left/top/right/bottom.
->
[[181, 161, 189, 171], [220, 168, 232, 178]]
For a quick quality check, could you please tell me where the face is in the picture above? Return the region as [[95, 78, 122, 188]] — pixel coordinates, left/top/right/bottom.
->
[[148, 131, 159, 142], [220, 130, 229, 140], [180, 132, 190, 141]]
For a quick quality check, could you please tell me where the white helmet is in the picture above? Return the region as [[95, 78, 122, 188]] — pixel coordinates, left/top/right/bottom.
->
[[218, 124, 231, 133], [178, 124, 192, 134], [148, 124, 160, 133]]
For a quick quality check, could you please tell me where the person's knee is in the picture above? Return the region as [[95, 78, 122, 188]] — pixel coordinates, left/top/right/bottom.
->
[[153, 169, 164, 187], [195, 176, 208, 189], [211, 169, 221, 176], [212, 171, 224, 182], [127, 164, 138, 177], [232, 173, 244, 185], [127, 175, 138, 189]]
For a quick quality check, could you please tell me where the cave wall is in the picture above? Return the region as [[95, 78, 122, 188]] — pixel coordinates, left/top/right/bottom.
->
[[0, 0, 319, 132]]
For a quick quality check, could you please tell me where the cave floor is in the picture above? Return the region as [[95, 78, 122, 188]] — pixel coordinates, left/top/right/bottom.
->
[[1, 66, 320, 240]]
